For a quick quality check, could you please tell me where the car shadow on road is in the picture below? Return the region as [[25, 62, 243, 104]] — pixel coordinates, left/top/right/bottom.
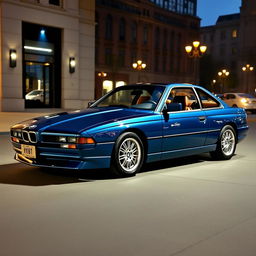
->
[[142, 154, 208, 175], [0, 153, 240, 186], [0, 163, 113, 186]]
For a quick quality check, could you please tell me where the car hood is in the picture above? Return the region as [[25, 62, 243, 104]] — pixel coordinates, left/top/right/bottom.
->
[[12, 107, 155, 134]]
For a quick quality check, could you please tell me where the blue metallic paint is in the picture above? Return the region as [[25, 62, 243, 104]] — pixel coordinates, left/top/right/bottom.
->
[[11, 84, 249, 170]]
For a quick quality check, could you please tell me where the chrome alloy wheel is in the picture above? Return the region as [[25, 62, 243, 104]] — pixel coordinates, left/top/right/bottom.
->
[[118, 138, 142, 173], [221, 129, 235, 156]]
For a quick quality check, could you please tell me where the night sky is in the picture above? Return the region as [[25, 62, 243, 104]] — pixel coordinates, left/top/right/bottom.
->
[[197, 0, 242, 27]]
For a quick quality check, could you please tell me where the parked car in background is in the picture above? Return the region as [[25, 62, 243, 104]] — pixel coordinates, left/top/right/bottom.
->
[[25, 89, 49, 103], [11, 83, 248, 177], [25, 89, 44, 102], [215, 93, 224, 100], [223, 93, 256, 113]]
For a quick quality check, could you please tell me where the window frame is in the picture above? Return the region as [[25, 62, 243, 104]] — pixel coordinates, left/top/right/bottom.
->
[[195, 88, 223, 110], [164, 86, 202, 113]]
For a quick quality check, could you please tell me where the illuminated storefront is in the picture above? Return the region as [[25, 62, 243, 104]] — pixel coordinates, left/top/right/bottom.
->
[[0, 0, 95, 111], [23, 22, 61, 108]]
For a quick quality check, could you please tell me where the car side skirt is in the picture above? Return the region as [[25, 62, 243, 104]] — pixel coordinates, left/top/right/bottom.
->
[[147, 144, 217, 163]]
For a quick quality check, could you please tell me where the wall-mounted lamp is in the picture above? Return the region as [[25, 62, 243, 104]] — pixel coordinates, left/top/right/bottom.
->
[[10, 49, 17, 68], [69, 57, 76, 73]]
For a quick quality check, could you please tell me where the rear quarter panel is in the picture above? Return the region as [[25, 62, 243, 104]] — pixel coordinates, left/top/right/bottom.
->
[[204, 107, 248, 145]]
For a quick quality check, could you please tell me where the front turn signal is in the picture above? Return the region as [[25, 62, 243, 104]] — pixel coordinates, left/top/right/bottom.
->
[[78, 137, 95, 144]]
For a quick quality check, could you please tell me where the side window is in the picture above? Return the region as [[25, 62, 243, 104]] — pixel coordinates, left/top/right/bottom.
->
[[196, 89, 220, 109], [166, 88, 200, 111], [225, 94, 235, 100]]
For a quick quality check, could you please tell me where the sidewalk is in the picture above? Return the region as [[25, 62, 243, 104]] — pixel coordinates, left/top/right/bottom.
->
[[0, 109, 64, 134]]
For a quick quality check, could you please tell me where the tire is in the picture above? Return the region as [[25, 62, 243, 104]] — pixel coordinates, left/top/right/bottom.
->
[[210, 125, 237, 160], [111, 132, 144, 177]]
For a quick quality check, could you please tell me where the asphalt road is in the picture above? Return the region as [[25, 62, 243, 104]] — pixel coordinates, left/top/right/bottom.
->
[[0, 118, 256, 256]]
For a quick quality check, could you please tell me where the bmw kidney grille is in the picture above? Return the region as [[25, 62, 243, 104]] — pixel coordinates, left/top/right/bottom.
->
[[22, 131, 37, 143]]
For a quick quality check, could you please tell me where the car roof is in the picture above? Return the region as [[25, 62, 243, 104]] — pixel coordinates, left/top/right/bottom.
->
[[135, 83, 196, 87]]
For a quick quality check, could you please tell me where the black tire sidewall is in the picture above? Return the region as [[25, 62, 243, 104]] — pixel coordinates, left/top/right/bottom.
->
[[112, 132, 144, 177]]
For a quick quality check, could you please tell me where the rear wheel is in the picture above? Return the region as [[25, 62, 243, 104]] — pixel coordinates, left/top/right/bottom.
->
[[210, 125, 237, 160], [111, 132, 144, 177]]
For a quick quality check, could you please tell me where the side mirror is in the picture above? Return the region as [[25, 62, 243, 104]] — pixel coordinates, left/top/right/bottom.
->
[[87, 101, 95, 108], [165, 103, 182, 112]]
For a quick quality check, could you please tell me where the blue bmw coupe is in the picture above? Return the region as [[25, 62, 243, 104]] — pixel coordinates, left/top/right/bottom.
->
[[11, 83, 248, 177]]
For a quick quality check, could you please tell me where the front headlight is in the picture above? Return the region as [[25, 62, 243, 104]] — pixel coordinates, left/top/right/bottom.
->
[[57, 136, 95, 144], [241, 98, 248, 103], [67, 137, 77, 143], [58, 136, 67, 142]]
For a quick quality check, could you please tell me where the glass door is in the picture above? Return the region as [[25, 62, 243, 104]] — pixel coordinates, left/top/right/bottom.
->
[[24, 62, 51, 108]]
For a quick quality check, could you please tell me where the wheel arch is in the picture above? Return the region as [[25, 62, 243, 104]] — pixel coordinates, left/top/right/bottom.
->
[[223, 122, 238, 141], [112, 128, 148, 162]]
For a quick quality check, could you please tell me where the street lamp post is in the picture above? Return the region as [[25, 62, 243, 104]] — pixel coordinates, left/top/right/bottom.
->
[[242, 64, 254, 93], [132, 60, 146, 82], [185, 41, 207, 84], [212, 79, 217, 92], [97, 72, 107, 97], [218, 69, 230, 93]]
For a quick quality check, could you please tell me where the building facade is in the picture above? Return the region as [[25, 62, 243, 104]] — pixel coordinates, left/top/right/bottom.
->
[[0, 0, 95, 111], [95, 0, 200, 99], [239, 0, 256, 93], [201, 0, 256, 94], [149, 0, 197, 16], [200, 14, 240, 92]]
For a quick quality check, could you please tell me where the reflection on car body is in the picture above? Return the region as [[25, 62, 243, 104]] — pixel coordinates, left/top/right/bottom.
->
[[11, 83, 248, 177], [25, 89, 49, 104]]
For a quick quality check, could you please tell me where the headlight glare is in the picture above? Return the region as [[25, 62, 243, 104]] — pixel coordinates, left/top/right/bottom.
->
[[241, 98, 248, 103]]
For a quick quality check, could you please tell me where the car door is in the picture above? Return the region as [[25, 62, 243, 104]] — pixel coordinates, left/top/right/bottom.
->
[[195, 88, 225, 145], [162, 87, 208, 160]]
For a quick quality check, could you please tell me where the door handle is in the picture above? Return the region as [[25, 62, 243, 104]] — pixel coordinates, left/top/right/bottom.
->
[[198, 116, 206, 122]]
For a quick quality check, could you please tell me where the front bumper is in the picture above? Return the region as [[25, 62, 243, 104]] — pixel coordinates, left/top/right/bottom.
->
[[243, 103, 256, 110], [237, 125, 249, 143], [12, 142, 114, 170]]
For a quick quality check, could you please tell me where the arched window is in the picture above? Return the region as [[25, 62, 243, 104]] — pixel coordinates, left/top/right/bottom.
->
[[155, 27, 160, 48], [131, 22, 137, 43], [163, 29, 168, 49], [143, 25, 148, 44], [105, 14, 112, 40], [119, 18, 126, 41]]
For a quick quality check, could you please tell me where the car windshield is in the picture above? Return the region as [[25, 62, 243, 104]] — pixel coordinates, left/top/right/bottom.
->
[[238, 93, 255, 98], [28, 90, 42, 95], [93, 85, 166, 110]]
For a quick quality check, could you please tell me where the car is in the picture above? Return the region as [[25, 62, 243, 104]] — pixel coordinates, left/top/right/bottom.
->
[[10, 83, 248, 177], [25, 89, 44, 101], [214, 93, 224, 100], [223, 92, 256, 113], [25, 89, 49, 103]]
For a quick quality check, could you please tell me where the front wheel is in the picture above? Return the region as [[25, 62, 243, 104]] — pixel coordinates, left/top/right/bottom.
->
[[111, 132, 144, 177], [210, 125, 237, 160]]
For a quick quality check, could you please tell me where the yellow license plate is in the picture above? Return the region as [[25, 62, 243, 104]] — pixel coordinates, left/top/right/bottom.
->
[[21, 144, 36, 159]]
